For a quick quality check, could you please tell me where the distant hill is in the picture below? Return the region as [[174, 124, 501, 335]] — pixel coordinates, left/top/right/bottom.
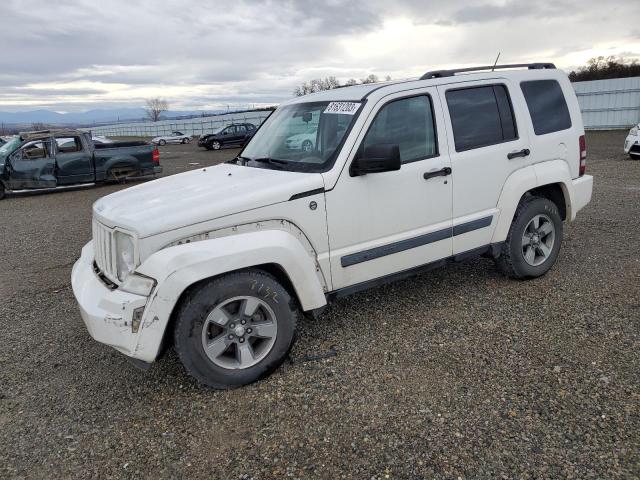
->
[[0, 108, 224, 126]]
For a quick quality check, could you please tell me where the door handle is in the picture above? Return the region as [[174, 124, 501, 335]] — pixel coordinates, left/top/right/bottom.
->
[[507, 148, 530, 160], [423, 167, 451, 180]]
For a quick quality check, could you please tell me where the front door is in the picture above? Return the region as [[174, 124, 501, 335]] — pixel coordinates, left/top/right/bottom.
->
[[325, 89, 453, 290], [54, 136, 93, 185], [7, 139, 56, 189]]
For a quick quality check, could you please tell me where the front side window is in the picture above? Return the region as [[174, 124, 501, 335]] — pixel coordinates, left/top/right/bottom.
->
[[446, 85, 518, 152], [360, 95, 437, 163], [21, 140, 50, 160], [242, 100, 361, 172], [521, 80, 572, 135], [56, 137, 81, 153]]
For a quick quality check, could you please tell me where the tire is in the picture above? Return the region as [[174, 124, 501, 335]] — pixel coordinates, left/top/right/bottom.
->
[[301, 140, 313, 152], [181, 138, 188, 144], [158, 139, 166, 146], [211, 140, 221, 150], [174, 270, 299, 389], [495, 196, 563, 279]]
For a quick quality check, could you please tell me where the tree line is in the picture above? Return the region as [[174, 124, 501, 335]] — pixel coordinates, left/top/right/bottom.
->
[[569, 56, 640, 82], [293, 74, 391, 96]]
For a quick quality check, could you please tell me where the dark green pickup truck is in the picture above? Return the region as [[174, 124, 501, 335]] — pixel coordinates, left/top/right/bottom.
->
[[0, 129, 162, 199]]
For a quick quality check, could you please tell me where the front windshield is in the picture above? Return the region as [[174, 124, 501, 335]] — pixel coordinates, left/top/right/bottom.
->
[[241, 100, 361, 171], [0, 137, 21, 157]]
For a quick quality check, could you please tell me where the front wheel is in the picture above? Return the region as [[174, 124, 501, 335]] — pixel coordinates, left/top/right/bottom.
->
[[495, 196, 563, 279], [211, 140, 221, 150], [174, 270, 299, 389], [158, 139, 166, 146]]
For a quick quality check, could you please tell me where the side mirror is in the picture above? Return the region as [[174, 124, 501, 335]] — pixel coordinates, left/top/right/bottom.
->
[[350, 144, 401, 176]]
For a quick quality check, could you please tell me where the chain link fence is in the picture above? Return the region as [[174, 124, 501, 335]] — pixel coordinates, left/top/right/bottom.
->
[[82, 110, 273, 138]]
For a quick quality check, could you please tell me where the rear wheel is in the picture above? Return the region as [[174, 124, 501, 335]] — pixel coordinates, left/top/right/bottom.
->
[[174, 270, 299, 389], [495, 196, 563, 279]]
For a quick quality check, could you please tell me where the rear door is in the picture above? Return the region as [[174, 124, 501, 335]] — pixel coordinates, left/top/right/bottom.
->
[[7, 139, 56, 189], [233, 124, 247, 144], [438, 79, 531, 254], [54, 135, 93, 185]]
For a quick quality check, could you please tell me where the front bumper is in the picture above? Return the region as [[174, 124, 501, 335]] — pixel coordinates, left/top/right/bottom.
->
[[624, 134, 639, 154], [71, 242, 153, 362]]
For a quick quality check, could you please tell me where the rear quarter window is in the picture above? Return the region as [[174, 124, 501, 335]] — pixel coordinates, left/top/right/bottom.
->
[[520, 80, 572, 135]]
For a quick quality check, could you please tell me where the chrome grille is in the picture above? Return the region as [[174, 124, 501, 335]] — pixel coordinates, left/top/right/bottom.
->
[[92, 219, 117, 282]]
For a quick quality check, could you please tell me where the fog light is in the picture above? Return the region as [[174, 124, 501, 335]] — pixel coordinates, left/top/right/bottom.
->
[[132, 307, 144, 333]]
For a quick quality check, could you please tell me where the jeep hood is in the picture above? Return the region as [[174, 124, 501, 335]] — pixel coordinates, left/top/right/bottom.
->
[[92, 163, 324, 238]]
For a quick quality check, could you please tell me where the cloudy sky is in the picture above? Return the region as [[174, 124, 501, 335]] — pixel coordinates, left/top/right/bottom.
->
[[1, 0, 639, 112]]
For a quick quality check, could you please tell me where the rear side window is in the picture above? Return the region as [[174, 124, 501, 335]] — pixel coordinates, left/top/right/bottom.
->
[[361, 95, 437, 163], [521, 80, 572, 135], [446, 85, 518, 152], [55, 137, 81, 153]]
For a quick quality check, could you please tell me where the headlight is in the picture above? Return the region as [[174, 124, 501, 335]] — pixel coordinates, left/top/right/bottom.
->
[[630, 127, 638, 136], [120, 272, 156, 296], [115, 231, 136, 281]]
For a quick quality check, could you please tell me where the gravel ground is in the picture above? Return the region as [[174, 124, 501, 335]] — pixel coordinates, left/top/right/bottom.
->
[[0, 132, 638, 479]]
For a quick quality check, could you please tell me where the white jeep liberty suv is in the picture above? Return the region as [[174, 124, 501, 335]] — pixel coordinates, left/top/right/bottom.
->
[[72, 63, 593, 388]]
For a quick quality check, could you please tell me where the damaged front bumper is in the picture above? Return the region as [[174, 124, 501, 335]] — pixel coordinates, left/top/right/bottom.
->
[[71, 241, 156, 363]]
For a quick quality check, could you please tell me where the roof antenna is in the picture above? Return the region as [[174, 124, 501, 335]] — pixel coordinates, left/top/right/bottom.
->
[[492, 52, 501, 71]]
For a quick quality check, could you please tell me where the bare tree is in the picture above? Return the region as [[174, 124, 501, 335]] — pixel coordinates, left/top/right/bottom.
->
[[569, 56, 640, 82], [360, 74, 379, 84], [145, 98, 169, 122], [30, 122, 49, 131]]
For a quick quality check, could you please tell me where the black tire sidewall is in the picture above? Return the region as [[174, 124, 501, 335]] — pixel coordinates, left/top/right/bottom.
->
[[508, 198, 563, 278], [159, 140, 166, 146], [174, 271, 297, 389]]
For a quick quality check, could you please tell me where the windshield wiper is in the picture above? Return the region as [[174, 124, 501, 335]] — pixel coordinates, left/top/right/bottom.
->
[[250, 157, 290, 169]]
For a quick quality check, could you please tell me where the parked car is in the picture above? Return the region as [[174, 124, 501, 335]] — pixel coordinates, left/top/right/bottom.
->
[[0, 129, 161, 199], [72, 63, 592, 389], [151, 131, 192, 146], [624, 123, 640, 159], [285, 129, 315, 152], [198, 123, 257, 150]]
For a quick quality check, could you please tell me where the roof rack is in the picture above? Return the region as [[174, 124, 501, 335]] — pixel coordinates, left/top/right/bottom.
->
[[420, 63, 556, 80]]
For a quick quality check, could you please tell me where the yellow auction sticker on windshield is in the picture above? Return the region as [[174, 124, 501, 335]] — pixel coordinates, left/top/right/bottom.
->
[[324, 102, 361, 115]]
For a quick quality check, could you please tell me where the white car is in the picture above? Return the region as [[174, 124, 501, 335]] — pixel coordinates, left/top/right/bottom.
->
[[151, 131, 192, 146], [285, 131, 315, 152], [623, 123, 640, 159], [72, 63, 593, 389]]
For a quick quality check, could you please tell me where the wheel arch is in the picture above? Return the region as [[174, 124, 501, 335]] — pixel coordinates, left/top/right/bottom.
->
[[156, 262, 299, 359], [134, 229, 328, 362], [492, 162, 575, 244]]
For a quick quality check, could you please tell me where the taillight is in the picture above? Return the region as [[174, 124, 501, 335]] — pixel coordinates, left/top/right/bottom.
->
[[579, 135, 586, 176], [152, 148, 160, 164]]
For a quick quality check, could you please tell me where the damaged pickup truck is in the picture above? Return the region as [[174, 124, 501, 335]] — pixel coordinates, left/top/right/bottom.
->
[[0, 129, 161, 199]]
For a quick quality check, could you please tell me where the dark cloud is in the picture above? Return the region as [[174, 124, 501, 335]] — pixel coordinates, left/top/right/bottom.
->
[[0, 0, 638, 111]]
